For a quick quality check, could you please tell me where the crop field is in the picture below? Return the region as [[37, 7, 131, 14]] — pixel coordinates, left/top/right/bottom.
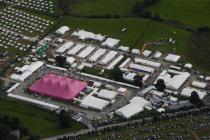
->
[[55, 17, 191, 54], [0, 98, 86, 138]]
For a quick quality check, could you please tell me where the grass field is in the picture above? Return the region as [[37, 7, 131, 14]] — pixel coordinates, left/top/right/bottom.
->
[[55, 17, 191, 54], [72, 0, 210, 27], [0, 98, 85, 138], [147, 0, 210, 27], [72, 0, 137, 17]]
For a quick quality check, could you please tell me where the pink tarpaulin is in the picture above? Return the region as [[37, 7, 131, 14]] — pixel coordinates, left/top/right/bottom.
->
[[29, 73, 87, 100]]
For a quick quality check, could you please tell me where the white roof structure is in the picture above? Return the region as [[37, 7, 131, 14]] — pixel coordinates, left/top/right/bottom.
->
[[142, 50, 152, 57], [180, 87, 207, 99], [140, 86, 155, 95], [80, 96, 109, 111], [119, 58, 131, 69], [99, 51, 118, 65], [205, 76, 210, 81], [151, 90, 164, 97], [88, 48, 106, 62], [142, 74, 150, 82], [118, 46, 129, 52], [106, 55, 124, 70], [129, 63, 155, 73], [6, 83, 20, 93], [155, 70, 190, 91], [101, 38, 120, 48], [131, 49, 140, 55], [72, 30, 105, 41], [153, 51, 162, 59], [117, 87, 127, 94], [56, 26, 70, 35], [134, 58, 161, 68], [66, 57, 76, 65], [123, 72, 137, 82], [115, 97, 150, 119], [95, 89, 118, 100], [164, 54, 181, 63], [11, 71, 32, 82], [11, 61, 44, 82], [184, 63, 193, 69], [28, 61, 44, 72], [56, 41, 74, 54], [8, 94, 60, 111], [192, 81, 207, 89], [77, 45, 95, 59], [169, 96, 178, 102], [67, 44, 85, 55]]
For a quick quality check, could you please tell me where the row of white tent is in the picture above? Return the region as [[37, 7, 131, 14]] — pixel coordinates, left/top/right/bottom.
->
[[56, 41, 123, 68], [17, 0, 54, 13], [0, 28, 31, 52], [75, 88, 118, 111], [0, 7, 53, 34], [0, 0, 55, 13]]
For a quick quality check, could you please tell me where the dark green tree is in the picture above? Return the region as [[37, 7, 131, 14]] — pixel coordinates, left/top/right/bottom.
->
[[55, 56, 66, 67], [112, 67, 123, 81], [133, 75, 143, 87], [155, 79, 166, 92], [59, 110, 71, 128], [189, 91, 201, 105]]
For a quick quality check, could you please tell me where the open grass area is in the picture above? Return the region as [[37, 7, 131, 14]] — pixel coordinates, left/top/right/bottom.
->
[[147, 0, 210, 27], [55, 17, 191, 54], [72, 0, 210, 27], [0, 98, 85, 138], [72, 0, 137, 17]]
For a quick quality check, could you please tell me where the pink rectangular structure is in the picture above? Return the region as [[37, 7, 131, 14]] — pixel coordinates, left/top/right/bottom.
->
[[29, 73, 87, 100]]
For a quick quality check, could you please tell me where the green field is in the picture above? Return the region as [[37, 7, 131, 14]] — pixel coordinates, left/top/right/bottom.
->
[[72, 0, 137, 17], [0, 98, 85, 138], [55, 17, 191, 54], [72, 0, 210, 27], [147, 0, 210, 27]]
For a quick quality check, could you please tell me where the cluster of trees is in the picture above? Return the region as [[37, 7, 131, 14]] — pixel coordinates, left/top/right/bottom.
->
[[189, 91, 203, 106], [111, 67, 143, 87], [55, 55, 67, 67], [133, 0, 162, 21], [59, 0, 75, 16], [155, 79, 166, 92]]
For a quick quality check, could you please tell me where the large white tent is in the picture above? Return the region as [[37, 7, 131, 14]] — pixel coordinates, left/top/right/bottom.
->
[[180, 87, 207, 99], [115, 96, 150, 119], [80, 96, 110, 111]]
